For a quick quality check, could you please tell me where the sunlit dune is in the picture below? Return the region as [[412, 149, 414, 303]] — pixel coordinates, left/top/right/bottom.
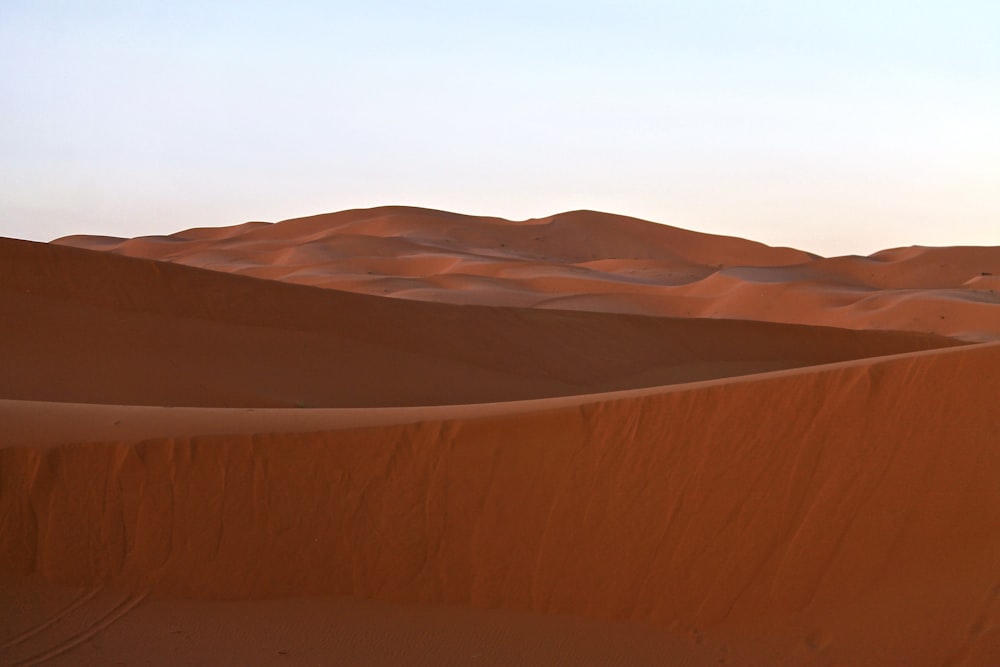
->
[[57, 206, 1000, 341], [3, 207, 999, 666]]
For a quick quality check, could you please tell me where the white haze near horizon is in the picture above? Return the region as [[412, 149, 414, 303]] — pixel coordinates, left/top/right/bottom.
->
[[1, 0, 997, 257]]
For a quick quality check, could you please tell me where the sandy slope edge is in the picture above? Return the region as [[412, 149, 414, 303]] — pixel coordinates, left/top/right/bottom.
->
[[0, 342, 989, 448], [2, 342, 998, 663]]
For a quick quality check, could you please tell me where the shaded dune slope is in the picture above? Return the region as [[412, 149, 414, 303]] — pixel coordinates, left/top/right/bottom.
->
[[3, 342, 999, 664], [0, 237, 958, 408], [55, 206, 1000, 340]]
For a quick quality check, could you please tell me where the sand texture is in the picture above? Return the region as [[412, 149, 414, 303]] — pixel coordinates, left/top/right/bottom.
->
[[3, 207, 1000, 665]]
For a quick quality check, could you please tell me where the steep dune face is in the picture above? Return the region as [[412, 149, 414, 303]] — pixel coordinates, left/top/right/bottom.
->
[[55, 206, 1000, 340], [3, 343, 999, 664], [0, 237, 957, 408]]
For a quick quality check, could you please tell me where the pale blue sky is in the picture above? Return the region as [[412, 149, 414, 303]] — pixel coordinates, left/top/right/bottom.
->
[[2, 0, 997, 256]]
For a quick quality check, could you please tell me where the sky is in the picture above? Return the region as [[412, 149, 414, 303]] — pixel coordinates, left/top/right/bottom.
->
[[1, 0, 997, 257]]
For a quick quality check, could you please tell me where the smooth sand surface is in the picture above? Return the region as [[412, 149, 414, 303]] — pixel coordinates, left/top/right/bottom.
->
[[4, 207, 1000, 666], [0, 576, 717, 666], [2, 237, 958, 408]]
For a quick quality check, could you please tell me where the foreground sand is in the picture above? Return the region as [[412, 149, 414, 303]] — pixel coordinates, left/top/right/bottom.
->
[[3, 208, 999, 665]]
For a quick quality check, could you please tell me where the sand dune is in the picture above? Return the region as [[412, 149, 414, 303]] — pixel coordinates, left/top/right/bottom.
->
[[1, 237, 956, 408], [56, 206, 1000, 340], [3, 343, 999, 664], [4, 207, 1000, 665]]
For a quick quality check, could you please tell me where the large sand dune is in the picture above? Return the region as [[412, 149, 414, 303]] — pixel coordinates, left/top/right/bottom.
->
[[0, 237, 959, 410], [3, 208, 999, 665]]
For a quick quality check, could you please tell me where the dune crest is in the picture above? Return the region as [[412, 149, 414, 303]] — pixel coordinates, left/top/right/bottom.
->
[[3, 343, 999, 664]]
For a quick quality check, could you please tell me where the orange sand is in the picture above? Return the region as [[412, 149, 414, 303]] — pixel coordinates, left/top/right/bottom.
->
[[3, 207, 999, 666], [56, 206, 1000, 341]]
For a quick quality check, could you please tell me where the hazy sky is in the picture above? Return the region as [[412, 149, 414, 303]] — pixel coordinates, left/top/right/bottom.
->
[[2, 0, 997, 256]]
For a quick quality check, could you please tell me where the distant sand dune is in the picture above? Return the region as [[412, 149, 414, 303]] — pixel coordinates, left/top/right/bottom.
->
[[56, 206, 1000, 340]]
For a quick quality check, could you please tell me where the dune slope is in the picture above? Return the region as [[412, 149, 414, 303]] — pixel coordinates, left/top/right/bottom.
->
[[0, 237, 958, 408], [2, 343, 999, 665]]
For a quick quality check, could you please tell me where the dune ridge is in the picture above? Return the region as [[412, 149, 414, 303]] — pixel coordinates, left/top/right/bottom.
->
[[3, 342, 999, 664], [55, 206, 1000, 340]]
